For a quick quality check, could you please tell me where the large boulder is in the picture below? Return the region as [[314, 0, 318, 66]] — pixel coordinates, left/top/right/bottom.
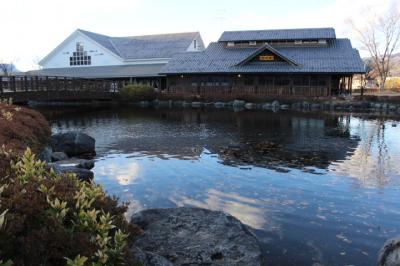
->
[[51, 151, 68, 162], [53, 158, 95, 170], [132, 247, 174, 266], [51, 132, 95, 157], [131, 207, 262, 266], [49, 164, 94, 182], [379, 237, 400, 266]]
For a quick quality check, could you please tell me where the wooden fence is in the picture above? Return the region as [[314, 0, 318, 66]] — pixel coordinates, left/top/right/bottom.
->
[[0, 75, 122, 103]]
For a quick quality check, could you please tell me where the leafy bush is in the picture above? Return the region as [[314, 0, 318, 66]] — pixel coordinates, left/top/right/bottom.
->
[[0, 103, 50, 154], [0, 148, 142, 266], [119, 83, 156, 101]]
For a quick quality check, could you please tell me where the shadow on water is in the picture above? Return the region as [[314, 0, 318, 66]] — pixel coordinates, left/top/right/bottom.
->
[[37, 106, 400, 266]]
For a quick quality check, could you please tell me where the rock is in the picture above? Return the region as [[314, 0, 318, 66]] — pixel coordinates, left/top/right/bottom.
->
[[172, 101, 183, 107], [131, 207, 262, 266], [389, 105, 397, 111], [311, 104, 321, 109], [379, 237, 400, 266], [233, 100, 246, 107], [214, 102, 225, 108], [262, 103, 272, 109], [280, 104, 290, 109], [52, 132, 95, 157], [191, 102, 203, 108], [374, 103, 382, 109], [182, 101, 191, 107], [291, 102, 302, 110], [50, 164, 94, 181], [132, 247, 174, 266], [303, 101, 311, 109], [271, 100, 280, 109], [51, 151, 68, 162], [204, 102, 214, 107], [245, 103, 256, 109], [54, 158, 95, 170], [38, 146, 52, 163]]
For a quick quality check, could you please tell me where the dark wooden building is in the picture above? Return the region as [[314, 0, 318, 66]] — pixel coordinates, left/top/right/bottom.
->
[[161, 28, 365, 99]]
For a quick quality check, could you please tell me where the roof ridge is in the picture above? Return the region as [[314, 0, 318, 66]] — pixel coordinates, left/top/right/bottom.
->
[[222, 27, 335, 33]]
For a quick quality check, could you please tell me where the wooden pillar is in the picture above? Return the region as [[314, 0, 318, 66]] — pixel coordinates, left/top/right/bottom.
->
[[327, 76, 332, 96], [0, 76, 3, 94], [11, 76, 16, 92], [46, 76, 50, 91], [361, 74, 364, 97]]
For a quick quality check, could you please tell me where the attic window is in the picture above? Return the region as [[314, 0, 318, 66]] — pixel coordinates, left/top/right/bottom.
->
[[69, 42, 91, 66], [227, 42, 235, 47], [249, 41, 257, 46], [194, 40, 197, 49]]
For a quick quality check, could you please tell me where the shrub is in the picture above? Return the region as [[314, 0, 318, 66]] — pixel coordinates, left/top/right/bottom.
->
[[0, 147, 142, 265], [0, 103, 51, 154], [119, 83, 156, 101]]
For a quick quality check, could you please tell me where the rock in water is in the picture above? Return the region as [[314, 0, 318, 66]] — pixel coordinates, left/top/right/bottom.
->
[[379, 237, 400, 266], [51, 151, 68, 162], [49, 164, 94, 182], [52, 132, 95, 157], [131, 207, 262, 266], [132, 247, 174, 266]]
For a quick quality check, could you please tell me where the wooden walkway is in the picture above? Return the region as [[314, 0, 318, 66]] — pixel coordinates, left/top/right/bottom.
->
[[0, 76, 122, 103]]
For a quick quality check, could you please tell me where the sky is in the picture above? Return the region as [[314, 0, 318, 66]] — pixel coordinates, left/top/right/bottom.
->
[[1, 0, 398, 71]]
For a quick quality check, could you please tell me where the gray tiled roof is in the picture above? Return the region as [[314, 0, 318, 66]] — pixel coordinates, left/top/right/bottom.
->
[[78, 29, 200, 60], [26, 64, 165, 78], [219, 28, 336, 42], [161, 39, 365, 74]]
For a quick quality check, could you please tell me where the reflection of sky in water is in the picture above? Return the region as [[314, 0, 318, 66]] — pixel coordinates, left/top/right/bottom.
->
[[43, 107, 400, 266]]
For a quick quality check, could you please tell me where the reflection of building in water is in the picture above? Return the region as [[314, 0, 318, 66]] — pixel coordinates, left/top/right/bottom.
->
[[40, 107, 359, 171], [330, 118, 400, 188]]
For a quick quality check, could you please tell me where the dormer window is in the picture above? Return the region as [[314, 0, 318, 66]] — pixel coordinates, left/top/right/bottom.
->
[[70, 42, 91, 66], [227, 42, 235, 47], [249, 41, 257, 46]]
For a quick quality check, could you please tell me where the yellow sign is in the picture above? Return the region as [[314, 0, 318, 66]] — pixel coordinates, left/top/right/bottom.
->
[[259, 55, 274, 61]]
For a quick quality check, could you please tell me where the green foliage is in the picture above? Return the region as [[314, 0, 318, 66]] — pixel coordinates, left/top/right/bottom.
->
[[0, 148, 142, 265], [119, 82, 156, 101]]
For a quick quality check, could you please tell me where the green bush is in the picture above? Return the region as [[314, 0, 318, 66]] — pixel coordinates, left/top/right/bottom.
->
[[0, 147, 142, 266], [119, 83, 156, 101]]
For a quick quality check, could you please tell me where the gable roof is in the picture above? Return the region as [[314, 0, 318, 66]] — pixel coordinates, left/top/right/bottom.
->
[[219, 28, 336, 42], [161, 39, 365, 74], [236, 43, 299, 66], [78, 29, 201, 60]]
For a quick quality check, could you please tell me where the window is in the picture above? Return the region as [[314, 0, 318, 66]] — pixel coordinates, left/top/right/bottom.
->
[[69, 42, 91, 66], [293, 76, 309, 86], [227, 42, 235, 47], [194, 40, 197, 49], [249, 41, 257, 46], [295, 40, 302, 45], [311, 77, 327, 86], [275, 77, 290, 86], [259, 77, 274, 86], [244, 77, 254, 86]]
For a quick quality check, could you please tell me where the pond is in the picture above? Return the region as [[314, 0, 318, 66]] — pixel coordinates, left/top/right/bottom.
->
[[38, 106, 400, 266]]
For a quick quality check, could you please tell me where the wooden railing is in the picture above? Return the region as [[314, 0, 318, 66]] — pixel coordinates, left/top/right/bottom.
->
[[0, 75, 123, 103]]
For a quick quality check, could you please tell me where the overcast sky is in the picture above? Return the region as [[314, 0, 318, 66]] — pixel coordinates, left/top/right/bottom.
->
[[1, 0, 398, 71]]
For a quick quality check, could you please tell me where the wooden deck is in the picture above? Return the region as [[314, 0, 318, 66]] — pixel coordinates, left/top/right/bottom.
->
[[0, 76, 121, 103]]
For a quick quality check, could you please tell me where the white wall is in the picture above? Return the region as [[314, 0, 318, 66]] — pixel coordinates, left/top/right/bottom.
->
[[41, 33, 122, 69], [186, 35, 205, 52]]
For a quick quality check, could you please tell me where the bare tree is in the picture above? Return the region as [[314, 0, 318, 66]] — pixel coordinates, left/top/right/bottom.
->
[[350, 5, 400, 90], [0, 60, 14, 76]]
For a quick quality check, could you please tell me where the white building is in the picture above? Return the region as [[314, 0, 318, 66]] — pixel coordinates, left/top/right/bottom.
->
[[31, 29, 204, 81]]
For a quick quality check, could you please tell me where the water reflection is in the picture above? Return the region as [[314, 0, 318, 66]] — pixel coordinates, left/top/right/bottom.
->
[[37, 106, 400, 266]]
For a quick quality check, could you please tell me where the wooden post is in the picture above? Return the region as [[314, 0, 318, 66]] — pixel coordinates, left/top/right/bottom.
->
[[11, 76, 16, 92], [361, 74, 364, 97], [0, 76, 2, 94]]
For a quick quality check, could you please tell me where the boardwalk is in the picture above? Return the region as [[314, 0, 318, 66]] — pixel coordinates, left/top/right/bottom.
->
[[0, 76, 121, 103]]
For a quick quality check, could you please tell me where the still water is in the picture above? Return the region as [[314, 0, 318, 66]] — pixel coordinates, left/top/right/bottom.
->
[[39, 106, 400, 266]]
